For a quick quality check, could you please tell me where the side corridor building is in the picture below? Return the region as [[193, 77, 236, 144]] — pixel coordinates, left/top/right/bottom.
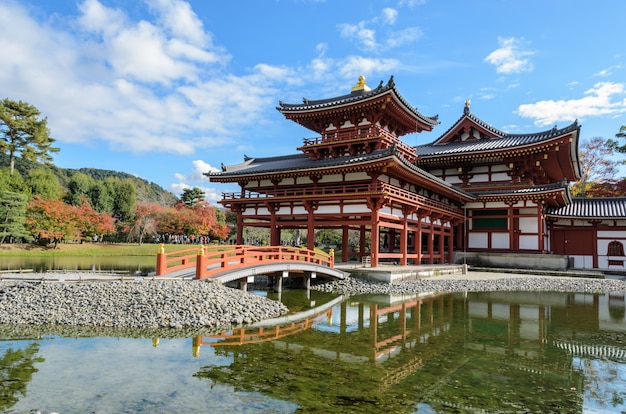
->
[[208, 76, 626, 271]]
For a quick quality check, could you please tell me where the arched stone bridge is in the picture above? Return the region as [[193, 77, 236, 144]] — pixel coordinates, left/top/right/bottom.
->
[[155, 244, 347, 289]]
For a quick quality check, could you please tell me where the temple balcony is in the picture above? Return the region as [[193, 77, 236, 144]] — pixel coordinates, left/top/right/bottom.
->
[[220, 182, 463, 218], [298, 126, 418, 162]]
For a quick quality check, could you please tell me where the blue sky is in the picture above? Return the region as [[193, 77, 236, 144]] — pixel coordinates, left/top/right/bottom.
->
[[2, 0, 625, 203]]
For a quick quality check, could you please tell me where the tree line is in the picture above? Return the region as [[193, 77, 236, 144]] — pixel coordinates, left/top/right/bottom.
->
[[0, 98, 230, 246]]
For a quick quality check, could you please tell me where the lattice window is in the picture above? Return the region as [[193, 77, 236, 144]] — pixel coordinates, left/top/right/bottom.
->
[[608, 241, 625, 256]]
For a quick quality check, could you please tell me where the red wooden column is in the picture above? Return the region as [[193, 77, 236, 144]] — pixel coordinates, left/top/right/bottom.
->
[[236, 209, 244, 244], [438, 222, 445, 264], [537, 205, 545, 252], [342, 226, 349, 263], [428, 219, 435, 264], [303, 201, 317, 251], [447, 224, 454, 264], [400, 216, 408, 265], [371, 210, 380, 267], [360, 225, 367, 261]]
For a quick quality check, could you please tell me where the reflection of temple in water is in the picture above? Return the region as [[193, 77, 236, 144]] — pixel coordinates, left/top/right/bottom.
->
[[193, 291, 626, 413]]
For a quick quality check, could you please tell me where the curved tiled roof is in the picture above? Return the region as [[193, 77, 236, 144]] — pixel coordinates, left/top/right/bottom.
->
[[545, 197, 626, 219], [415, 121, 580, 157], [471, 182, 569, 197], [208, 147, 474, 200], [277, 76, 440, 128]]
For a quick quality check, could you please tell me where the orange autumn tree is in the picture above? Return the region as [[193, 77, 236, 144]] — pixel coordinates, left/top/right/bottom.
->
[[128, 202, 163, 245], [156, 201, 230, 242], [26, 196, 115, 247]]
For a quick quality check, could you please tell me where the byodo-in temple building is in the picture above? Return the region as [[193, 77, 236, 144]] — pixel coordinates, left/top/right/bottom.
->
[[208, 76, 626, 271]]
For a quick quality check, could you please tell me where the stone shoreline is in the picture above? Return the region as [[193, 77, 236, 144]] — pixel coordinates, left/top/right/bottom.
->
[[0, 272, 624, 330], [0, 277, 288, 330], [312, 273, 626, 295]]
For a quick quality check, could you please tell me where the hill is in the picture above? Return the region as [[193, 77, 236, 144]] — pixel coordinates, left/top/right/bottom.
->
[[0, 153, 178, 205]]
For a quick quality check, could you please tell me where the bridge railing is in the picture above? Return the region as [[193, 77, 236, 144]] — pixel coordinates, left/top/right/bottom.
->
[[156, 244, 334, 280]]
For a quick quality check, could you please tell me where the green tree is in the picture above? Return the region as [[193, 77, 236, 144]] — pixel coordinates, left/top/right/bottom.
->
[[0, 98, 59, 176], [607, 125, 626, 155], [64, 172, 95, 206], [0, 190, 32, 243], [89, 180, 114, 213], [180, 187, 205, 206], [110, 178, 136, 221], [0, 168, 26, 193], [26, 168, 62, 200]]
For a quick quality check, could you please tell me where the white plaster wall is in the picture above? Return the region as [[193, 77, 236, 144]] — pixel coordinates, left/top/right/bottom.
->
[[469, 233, 488, 249], [318, 205, 341, 214], [345, 172, 369, 181], [291, 206, 307, 215], [298, 176, 314, 185], [519, 235, 538, 250], [491, 172, 510, 181], [519, 217, 538, 233], [492, 233, 510, 249], [343, 204, 370, 213], [259, 179, 273, 187], [571, 255, 594, 269], [446, 176, 464, 185], [244, 208, 269, 216], [518, 208, 537, 214], [598, 231, 626, 238], [471, 174, 490, 183], [319, 174, 343, 183]]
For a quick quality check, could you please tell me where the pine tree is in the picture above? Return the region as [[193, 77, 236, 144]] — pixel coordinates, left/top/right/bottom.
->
[[0, 190, 32, 243], [0, 98, 59, 176]]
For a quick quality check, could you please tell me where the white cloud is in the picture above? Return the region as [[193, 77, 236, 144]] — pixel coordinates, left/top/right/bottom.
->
[[484, 37, 534, 74], [338, 22, 377, 50], [385, 27, 422, 48], [0, 0, 282, 156], [337, 56, 400, 79], [516, 82, 626, 126], [171, 160, 222, 201], [593, 64, 623, 77], [398, 0, 427, 8], [338, 9, 421, 51], [382, 8, 398, 25]]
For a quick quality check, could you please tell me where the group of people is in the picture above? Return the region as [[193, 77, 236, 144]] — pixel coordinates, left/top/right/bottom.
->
[[153, 234, 211, 245]]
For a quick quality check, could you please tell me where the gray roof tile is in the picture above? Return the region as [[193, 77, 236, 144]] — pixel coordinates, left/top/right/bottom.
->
[[545, 198, 626, 219]]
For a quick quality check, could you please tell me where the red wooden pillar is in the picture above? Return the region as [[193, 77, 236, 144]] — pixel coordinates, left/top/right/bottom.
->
[[342, 226, 349, 263], [438, 222, 445, 264], [236, 211, 244, 245], [371, 210, 380, 267], [537, 205, 545, 252], [447, 225, 454, 264], [416, 218, 423, 264], [360, 225, 367, 261], [428, 220, 435, 264], [400, 217, 408, 265]]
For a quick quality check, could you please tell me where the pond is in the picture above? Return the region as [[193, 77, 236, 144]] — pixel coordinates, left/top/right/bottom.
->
[[0, 288, 625, 413], [1, 256, 156, 274]]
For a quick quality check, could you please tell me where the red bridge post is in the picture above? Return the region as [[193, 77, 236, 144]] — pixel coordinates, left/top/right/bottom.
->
[[195, 245, 207, 280], [156, 244, 167, 276]]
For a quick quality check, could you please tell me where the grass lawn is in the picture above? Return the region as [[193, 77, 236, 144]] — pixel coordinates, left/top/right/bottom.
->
[[0, 243, 198, 257]]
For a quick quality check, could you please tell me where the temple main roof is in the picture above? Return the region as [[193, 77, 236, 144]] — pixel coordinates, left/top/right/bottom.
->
[[277, 76, 440, 134], [545, 197, 626, 219]]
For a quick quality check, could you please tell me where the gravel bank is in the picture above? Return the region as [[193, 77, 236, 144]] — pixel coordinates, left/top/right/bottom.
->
[[312, 274, 626, 295], [0, 278, 288, 329]]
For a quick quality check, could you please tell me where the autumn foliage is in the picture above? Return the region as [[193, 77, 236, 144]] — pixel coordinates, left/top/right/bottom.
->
[[26, 196, 115, 246]]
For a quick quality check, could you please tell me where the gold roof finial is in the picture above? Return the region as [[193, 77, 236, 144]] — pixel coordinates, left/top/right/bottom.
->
[[351, 75, 370, 92]]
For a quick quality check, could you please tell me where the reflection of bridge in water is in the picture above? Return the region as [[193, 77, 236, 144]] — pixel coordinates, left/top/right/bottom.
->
[[187, 290, 626, 413], [154, 244, 347, 290], [193, 295, 345, 354]]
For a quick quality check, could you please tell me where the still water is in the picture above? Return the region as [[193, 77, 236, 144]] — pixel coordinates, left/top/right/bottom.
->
[[1, 256, 156, 274], [1, 289, 625, 413]]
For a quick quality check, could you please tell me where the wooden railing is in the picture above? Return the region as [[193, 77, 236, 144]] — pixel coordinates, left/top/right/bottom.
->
[[222, 182, 464, 218], [156, 244, 334, 280]]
